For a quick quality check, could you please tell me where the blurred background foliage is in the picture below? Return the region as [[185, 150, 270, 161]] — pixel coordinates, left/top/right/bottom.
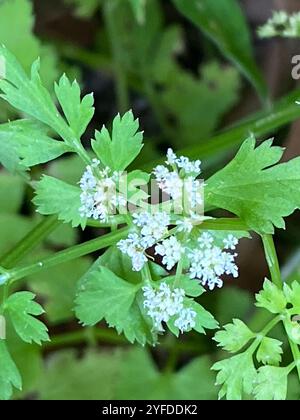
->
[[0, 0, 300, 399]]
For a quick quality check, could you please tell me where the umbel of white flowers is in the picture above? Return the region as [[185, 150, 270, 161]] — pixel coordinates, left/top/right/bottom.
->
[[153, 148, 203, 210], [143, 282, 197, 333], [117, 149, 239, 290], [79, 159, 126, 221], [78, 149, 239, 334], [258, 10, 300, 38]]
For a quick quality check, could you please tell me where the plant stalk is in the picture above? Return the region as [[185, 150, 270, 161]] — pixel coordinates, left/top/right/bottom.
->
[[1, 227, 130, 286]]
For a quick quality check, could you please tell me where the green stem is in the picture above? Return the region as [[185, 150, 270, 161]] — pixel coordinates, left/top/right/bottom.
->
[[0, 215, 61, 307], [0, 217, 242, 287], [0, 215, 61, 269], [44, 327, 203, 353], [174, 258, 184, 288], [45, 328, 126, 349], [103, 0, 130, 113], [283, 322, 300, 382], [141, 263, 152, 285], [1, 227, 130, 286], [248, 315, 282, 354], [86, 215, 127, 228], [261, 234, 300, 381], [72, 142, 92, 166], [261, 234, 282, 288]]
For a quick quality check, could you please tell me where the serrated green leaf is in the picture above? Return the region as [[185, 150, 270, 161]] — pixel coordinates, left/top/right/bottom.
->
[[76, 266, 138, 327], [191, 300, 219, 334], [0, 120, 71, 171], [5, 292, 49, 345], [0, 132, 25, 173], [75, 264, 156, 345], [0, 47, 61, 129], [172, 0, 267, 99], [256, 337, 283, 366], [166, 275, 205, 297], [255, 279, 287, 314], [92, 111, 143, 171], [206, 137, 300, 234], [33, 175, 86, 228], [87, 246, 166, 286], [212, 352, 257, 400], [76, 252, 158, 344], [0, 46, 82, 148], [284, 281, 300, 312], [6, 325, 42, 399], [254, 366, 288, 400], [214, 319, 254, 353], [55, 74, 94, 138], [0, 340, 22, 400], [284, 319, 300, 345]]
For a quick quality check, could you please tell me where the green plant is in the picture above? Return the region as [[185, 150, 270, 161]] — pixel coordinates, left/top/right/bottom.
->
[[0, 43, 300, 400]]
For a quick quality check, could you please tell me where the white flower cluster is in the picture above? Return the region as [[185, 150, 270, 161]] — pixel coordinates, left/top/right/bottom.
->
[[155, 236, 183, 270], [258, 10, 300, 38], [153, 148, 203, 211], [143, 282, 196, 333], [187, 233, 239, 290], [117, 211, 170, 271], [79, 159, 125, 221]]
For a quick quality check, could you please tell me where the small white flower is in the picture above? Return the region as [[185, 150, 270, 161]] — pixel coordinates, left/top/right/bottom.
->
[[176, 218, 193, 233], [117, 233, 141, 257], [184, 177, 203, 209], [118, 211, 171, 272], [133, 211, 170, 242], [153, 149, 202, 211], [143, 282, 194, 333], [176, 156, 201, 175], [143, 282, 184, 331], [271, 10, 289, 25], [159, 171, 183, 200], [155, 236, 183, 270], [153, 165, 170, 182], [166, 148, 177, 165], [117, 233, 147, 271], [174, 307, 197, 332], [198, 232, 214, 249], [188, 232, 239, 289], [258, 10, 300, 38], [79, 162, 125, 221], [223, 234, 238, 250], [131, 252, 148, 272]]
